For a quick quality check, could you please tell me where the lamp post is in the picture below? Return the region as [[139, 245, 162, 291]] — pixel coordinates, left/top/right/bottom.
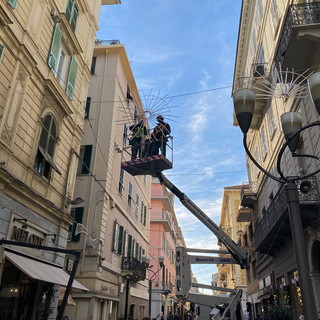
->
[[143, 255, 164, 318], [233, 73, 320, 320]]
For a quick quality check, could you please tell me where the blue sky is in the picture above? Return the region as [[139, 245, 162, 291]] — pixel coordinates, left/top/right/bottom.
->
[[98, 0, 247, 287]]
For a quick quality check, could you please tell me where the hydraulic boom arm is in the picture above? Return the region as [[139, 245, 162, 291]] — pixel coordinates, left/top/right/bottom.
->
[[156, 172, 248, 269]]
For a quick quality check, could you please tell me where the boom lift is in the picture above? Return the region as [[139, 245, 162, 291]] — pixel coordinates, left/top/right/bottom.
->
[[121, 138, 249, 320]]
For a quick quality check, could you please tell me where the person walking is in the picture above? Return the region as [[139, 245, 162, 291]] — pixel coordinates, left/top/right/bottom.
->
[[150, 115, 171, 156], [129, 119, 147, 160]]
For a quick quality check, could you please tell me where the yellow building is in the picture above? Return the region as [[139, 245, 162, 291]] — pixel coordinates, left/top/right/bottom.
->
[[218, 185, 248, 316], [233, 1, 320, 319], [0, 0, 119, 319]]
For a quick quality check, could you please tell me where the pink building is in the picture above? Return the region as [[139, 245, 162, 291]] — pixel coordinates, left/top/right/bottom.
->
[[149, 177, 184, 318]]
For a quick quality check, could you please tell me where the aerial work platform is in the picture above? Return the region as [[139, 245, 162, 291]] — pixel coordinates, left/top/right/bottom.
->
[[121, 154, 172, 176]]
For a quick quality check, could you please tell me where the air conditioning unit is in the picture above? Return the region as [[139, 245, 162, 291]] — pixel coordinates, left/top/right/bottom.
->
[[253, 64, 266, 77]]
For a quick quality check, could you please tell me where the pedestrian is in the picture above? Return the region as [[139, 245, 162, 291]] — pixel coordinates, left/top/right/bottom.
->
[[129, 118, 147, 160], [150, 115, 171, 156]]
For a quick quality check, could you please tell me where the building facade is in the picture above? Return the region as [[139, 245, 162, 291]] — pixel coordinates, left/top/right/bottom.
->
[[233, 0, 320, 319], [0, 0, 118, 319], [217, 186, 248, 317], [150, 177, 183, 318], [65, 43, 152, 320]]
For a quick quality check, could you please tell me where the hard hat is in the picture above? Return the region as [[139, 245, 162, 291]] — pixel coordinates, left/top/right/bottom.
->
[[157, 115, 164, 120]]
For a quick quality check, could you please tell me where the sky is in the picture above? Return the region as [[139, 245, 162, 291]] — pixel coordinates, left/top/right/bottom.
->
[[98, 0, 247, 288]]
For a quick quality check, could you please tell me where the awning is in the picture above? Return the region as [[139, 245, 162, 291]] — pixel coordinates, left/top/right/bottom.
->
[[5, 251, 88, 291]]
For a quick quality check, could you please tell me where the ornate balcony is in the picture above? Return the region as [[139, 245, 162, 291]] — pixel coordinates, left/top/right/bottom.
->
[[254, 177, 319, 255], [121, 257, 146, 282], [275, 2, 320, 71]]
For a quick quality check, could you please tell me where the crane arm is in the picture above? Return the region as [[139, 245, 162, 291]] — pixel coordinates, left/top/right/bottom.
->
[[156, 172, 248, 269]]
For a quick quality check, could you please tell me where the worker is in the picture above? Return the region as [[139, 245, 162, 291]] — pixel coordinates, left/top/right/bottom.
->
[[150, 115, 171, 156], [129, 119, 147, 160]]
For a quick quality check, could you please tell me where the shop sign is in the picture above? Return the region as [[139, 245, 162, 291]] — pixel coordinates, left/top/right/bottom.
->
[[11, 226, 45, 245]]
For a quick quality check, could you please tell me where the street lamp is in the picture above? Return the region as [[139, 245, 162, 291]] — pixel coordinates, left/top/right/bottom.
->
[[232, 72, 320, 320], [143, 255, 164, 318]]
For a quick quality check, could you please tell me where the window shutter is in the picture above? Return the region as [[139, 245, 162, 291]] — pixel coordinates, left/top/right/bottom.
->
[[8, 0, 18, 8], [118, 225, 124, 255], [72, 207, 84, 242], [66, 0, 73, 22], [112, 221, 117, 251], [70, 5, 78, 32], [66, 56, 78, 99], [81, 145, 92, 174], [128, 235, 132, 257], [48, 24, 62, 70]]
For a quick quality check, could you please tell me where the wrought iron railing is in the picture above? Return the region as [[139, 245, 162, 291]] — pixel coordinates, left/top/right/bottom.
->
[[121, 257, 146, 281], [254, 176, 319, 250], [275, 2, 320, 67]]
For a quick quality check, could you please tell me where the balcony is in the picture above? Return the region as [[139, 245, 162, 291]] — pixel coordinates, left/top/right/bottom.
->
[[150, 211, 172, 231], [237, 207, 253, 223], [254, 177, 319, 255], [275, 2, 320, 71], [240, 182, 257, 209], [121, 257, 146, 282]]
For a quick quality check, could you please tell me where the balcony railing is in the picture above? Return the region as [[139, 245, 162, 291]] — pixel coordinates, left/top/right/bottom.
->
[[275, 2, 320, 68], [254, 176, 319, 254], [121, 257, 146, 282]]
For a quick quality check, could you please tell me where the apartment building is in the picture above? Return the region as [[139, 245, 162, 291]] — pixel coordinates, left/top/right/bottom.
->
[[150, 177, 183, 318], [232, 1, 320, 319], [65, 43, 152, 320], [217, 186, 248, 316], [0, 0, 119, 319]]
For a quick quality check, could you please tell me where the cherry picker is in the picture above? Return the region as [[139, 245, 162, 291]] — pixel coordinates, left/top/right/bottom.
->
[[121, 136, 249, 320]]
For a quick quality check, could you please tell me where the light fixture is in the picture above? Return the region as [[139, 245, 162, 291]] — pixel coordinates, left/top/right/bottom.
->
[[233, 88, 256, 133], [280, 112, 302, 153], [45, 233, 57, 243], [50, 9, 61, 24], [13, 218, 28, 229], [65, 197, 85, 207]]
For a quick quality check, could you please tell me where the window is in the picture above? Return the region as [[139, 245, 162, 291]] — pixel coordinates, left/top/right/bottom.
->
[[267, 104, 276, 137], [123, 124, 128, 146], [91, 56, 97, 74], [68, 207, 84, 242], [0, 44, 4, 62], [34, 114, 61, 179], [85, 97, 91, 119], [141, 204, 147, 226], [119, 168, 124, 194], [78, 145, 93, 174], [65, 0, 79, 32], [112, 222, 124, 255], [8, 0, 18, 8], [260, 125, 268, 157], [124, 233, 132, 257], [135, 194, 139, 217], [47, 25, 78, 100], [128, 182, 133, 206]]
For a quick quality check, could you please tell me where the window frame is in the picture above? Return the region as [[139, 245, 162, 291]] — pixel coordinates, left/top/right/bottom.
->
[[119, 168, 124, 194], [78, 145, 93, 175], [34, 114, 61, 179], [65, 0, 79, 32], [128, 181, 133, 207]]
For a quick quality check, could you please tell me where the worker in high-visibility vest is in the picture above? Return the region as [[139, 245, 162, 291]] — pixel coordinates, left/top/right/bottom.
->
[[129, 119, 147, 160]]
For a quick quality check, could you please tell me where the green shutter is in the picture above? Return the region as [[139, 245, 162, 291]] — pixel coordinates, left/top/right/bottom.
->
[[66, 56, 78, 99], [70, 5, 78, 32], [72, 207, 84, 242], [128, 235, 132, 257], [48, 25, 62, 70], [66, 0, 73, 22], [66, 0, 78, 32], [118, 225, 124, 255], [8, 0, 18, 9], [81, 145, 92, 174]]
